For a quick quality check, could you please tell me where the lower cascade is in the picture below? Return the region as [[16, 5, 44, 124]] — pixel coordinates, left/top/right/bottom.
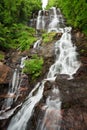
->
[[7, 7, 80, 130]]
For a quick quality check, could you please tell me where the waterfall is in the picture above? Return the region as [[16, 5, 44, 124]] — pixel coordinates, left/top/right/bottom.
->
[[20, 56, 28, 69], [2, 56, 27, 110], [7, 7, 80, 130], [36, 10, 45, 30], [48, 7, 64, 33], [37, 88, 61, 130], [36, 7, 64, 32]]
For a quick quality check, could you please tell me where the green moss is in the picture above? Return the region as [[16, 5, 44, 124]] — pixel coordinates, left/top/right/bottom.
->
[[42, 32, 56, 44], [0, 52, 5, 61], [23, 55, 44, 80]]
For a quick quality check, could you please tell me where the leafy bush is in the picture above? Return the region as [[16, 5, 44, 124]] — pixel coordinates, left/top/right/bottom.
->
[[23, 55, 44, 79]]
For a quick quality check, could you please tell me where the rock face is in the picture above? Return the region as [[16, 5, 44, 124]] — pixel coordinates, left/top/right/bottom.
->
[[0, 62, 12, 84], [55, 75, 87, 130], [72, 30, 87, 57], [56, 75, 87, 107]]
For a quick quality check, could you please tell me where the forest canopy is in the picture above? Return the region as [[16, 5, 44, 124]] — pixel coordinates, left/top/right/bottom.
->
[[0, 0, 41, 51], [0, 0, 87, 51]]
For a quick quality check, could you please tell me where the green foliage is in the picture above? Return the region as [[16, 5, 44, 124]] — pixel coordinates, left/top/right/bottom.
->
[[55, 0, 87, 35], [0, 0, 42, 25], [0, 0, 42, 51], [23, 55, 44, 79], [10, 24, 37, 51], [0, 23, 37, 51], [0, 23, 13, 49], [42, 32, 56, 43]]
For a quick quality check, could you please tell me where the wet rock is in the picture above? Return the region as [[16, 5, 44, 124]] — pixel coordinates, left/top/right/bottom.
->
[[55, 74, 87, 130], [0, 63, 12, 84], [38, 42, 55, 58], [54, 32, 62, 40], [43, 81, 54, 98], [75, 31, 85, 39], [72, 29, 87, 58], [74, 56, 87, 78], [18, 74, 29, 99], [56, 75, 87, 108], [74, 64, 87, 78], [60, 107, 87, 130]]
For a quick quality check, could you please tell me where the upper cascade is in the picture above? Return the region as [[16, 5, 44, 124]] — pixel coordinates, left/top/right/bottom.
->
[[36, 7, 65, 33]]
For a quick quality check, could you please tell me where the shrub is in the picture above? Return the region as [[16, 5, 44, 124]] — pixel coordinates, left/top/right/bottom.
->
[[11, 24, 37, 51], [23, 55, 44, 79], [0, 23, 37, 51]]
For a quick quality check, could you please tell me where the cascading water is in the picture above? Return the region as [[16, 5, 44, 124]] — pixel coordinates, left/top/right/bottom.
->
[[37, 87, 61, 130], [33, 38, 42, 49], [47, 27, 80, 79], [7, 7, 80, 130], [48, 7, 64, 33], [2, 69, 20, 109], [1, 56, 27, 111], [36, 7, 64, 33], [7, 81, 45, 130], [36, 10, 45, 30], [20, 56, 28, 69]]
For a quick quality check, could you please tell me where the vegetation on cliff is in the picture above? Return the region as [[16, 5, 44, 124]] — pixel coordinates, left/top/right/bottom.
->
[[47, 0, 87, 35], [0, 0, 87, 51], [0, 0, 41, 50], [23, 55, 44, 80]]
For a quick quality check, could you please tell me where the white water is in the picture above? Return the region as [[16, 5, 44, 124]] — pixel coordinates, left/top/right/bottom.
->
[[47, 27, 80, 79], [2, 56, 27, 111], [2, 69, 20, 109], [20, 56, 28, 68], [7, 82, 45, 130], [33, 38, 42, 49], [0, 104, 22, 120], [36, 10, 45, 30], [7, 7, 80, 130], [36, 7, 64, 32], [41, 0, 48, 10], [48, 7, 64, 33], [37, 87, 61, 130]]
